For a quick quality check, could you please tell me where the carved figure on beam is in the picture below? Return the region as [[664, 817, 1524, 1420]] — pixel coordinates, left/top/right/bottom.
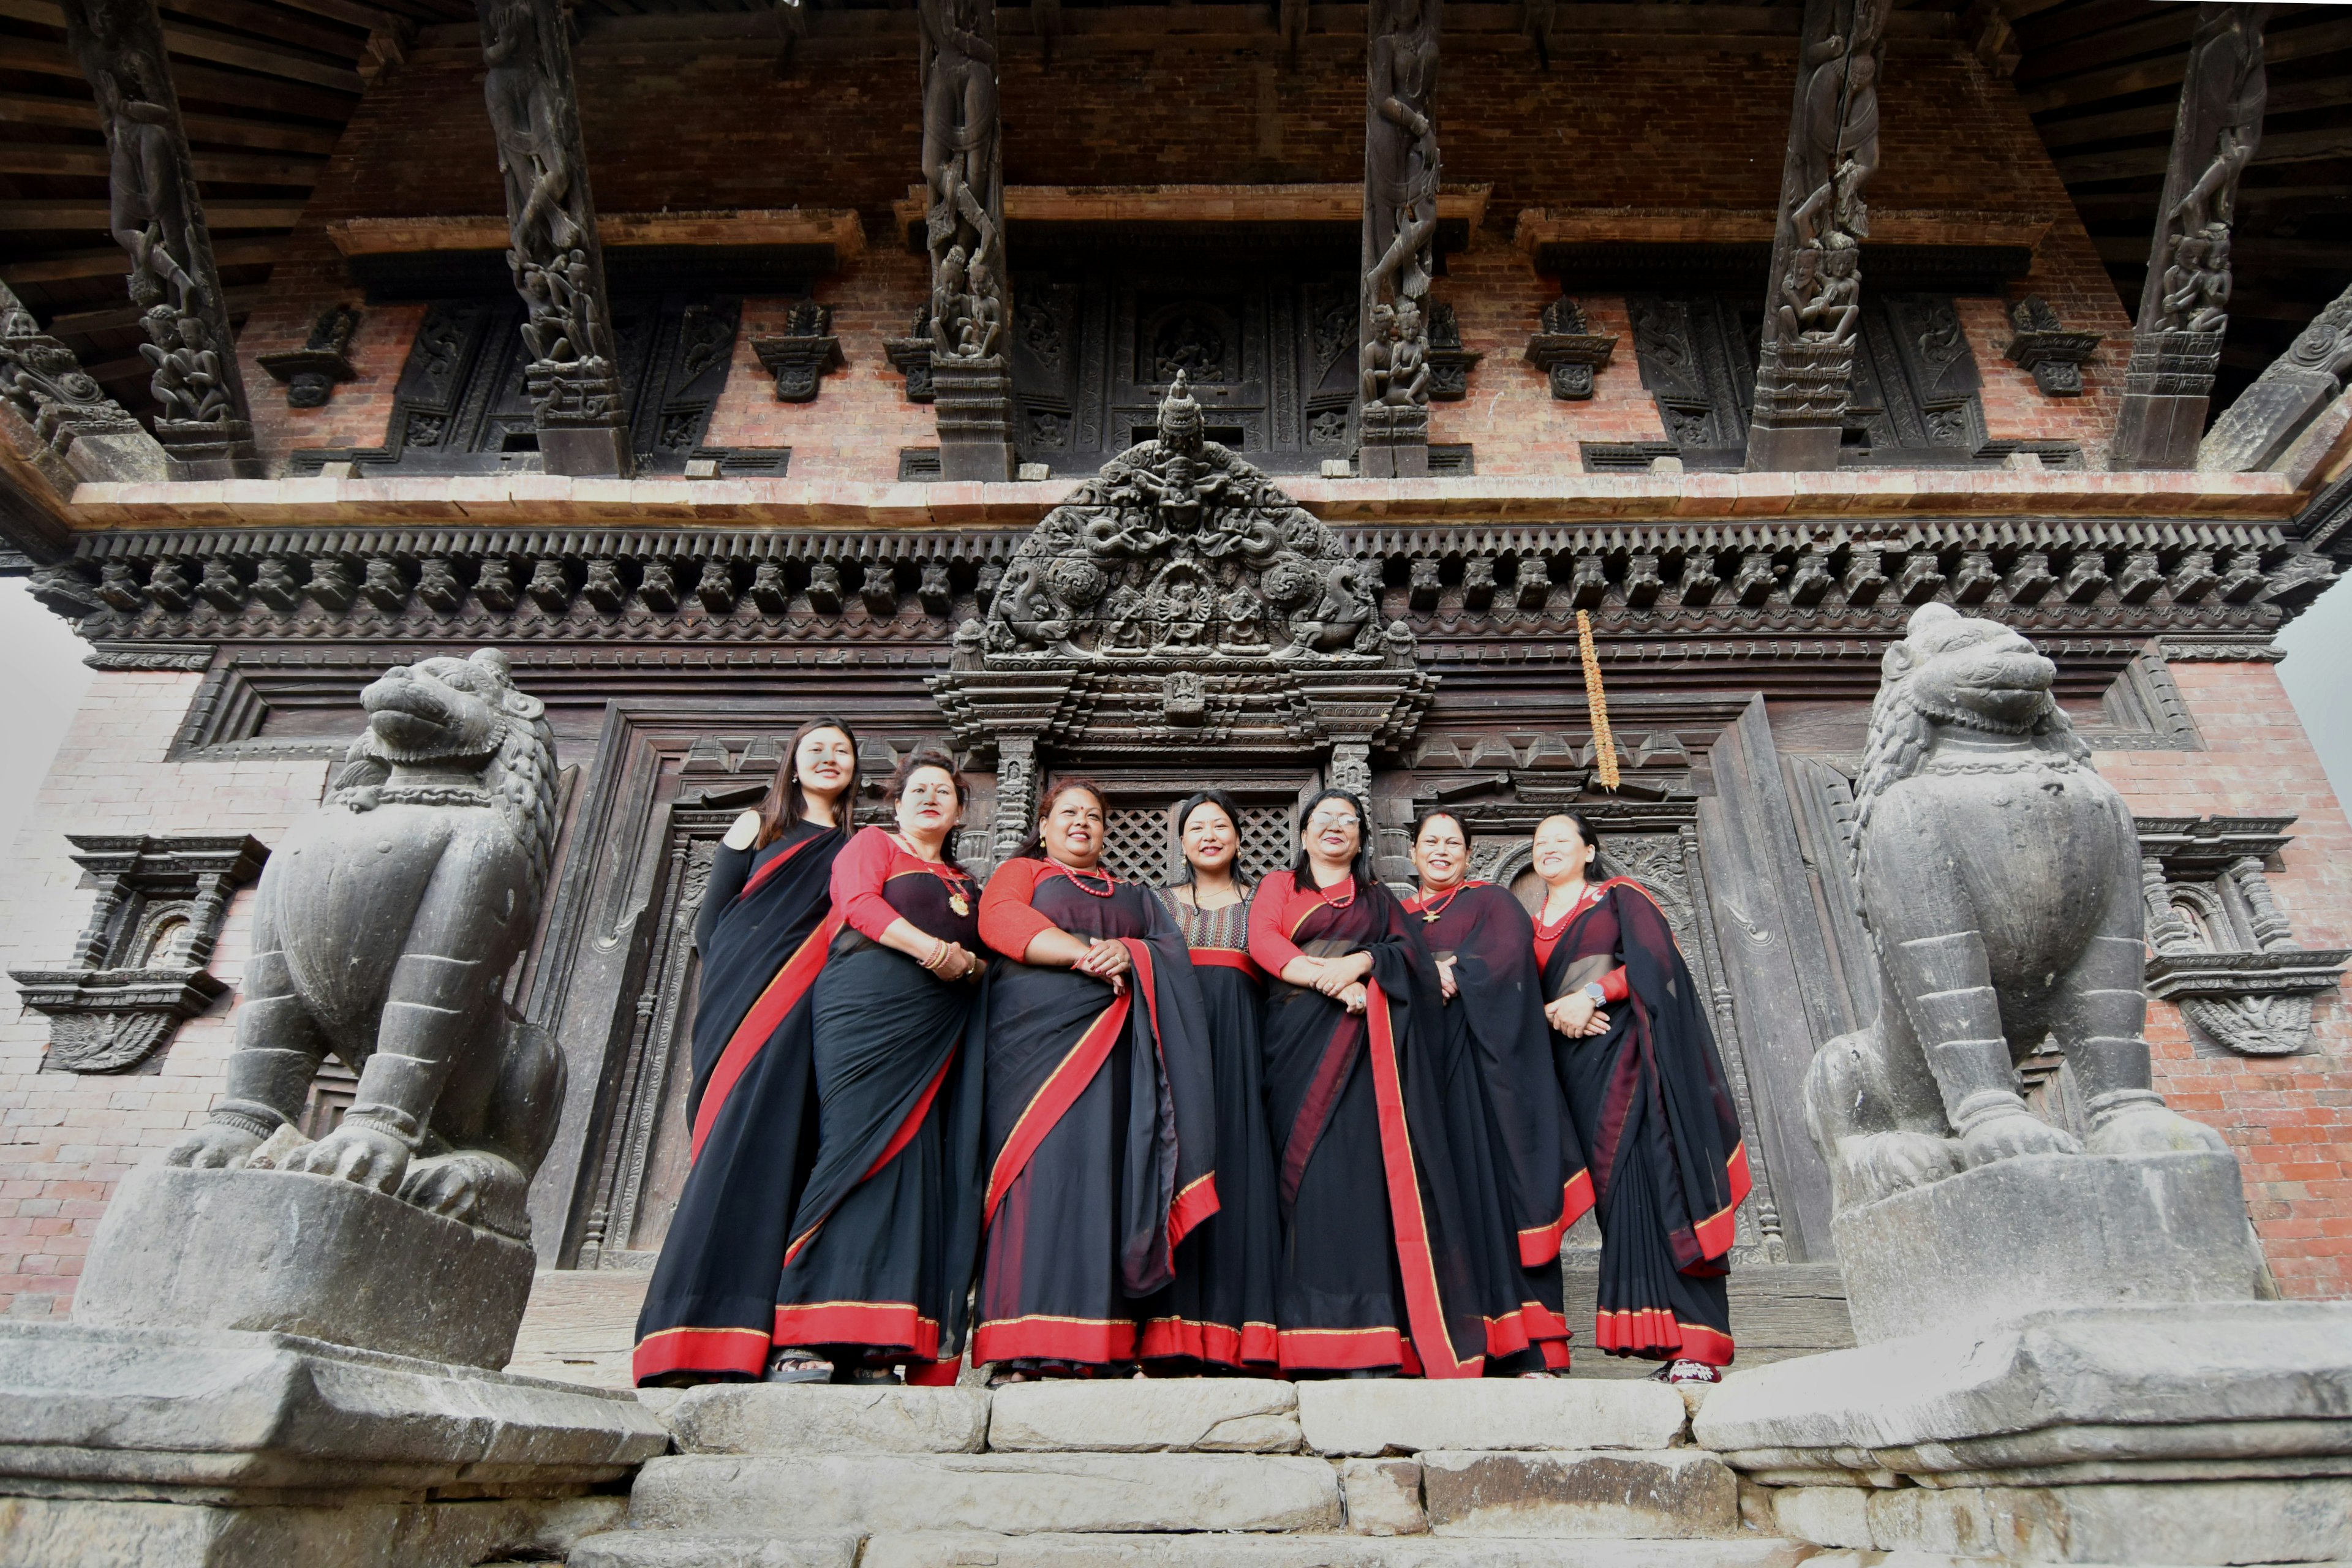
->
[[2112, 4, 2266, 472], [920, 0, 1016, 480], [2202, 277, 2352, 472], [477, 0, 632, 477], [1745, 0, 1890, 472], [57, 0, 262, 478], [1359, 0, 1440, 478]]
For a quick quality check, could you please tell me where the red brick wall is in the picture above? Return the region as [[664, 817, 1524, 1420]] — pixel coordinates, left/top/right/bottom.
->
[[2095, 662, 2352, 1300], [234, 31, 2130, 474]]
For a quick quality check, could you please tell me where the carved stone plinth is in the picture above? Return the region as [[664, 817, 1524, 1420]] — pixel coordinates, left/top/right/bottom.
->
[[1357, 402, 1430, 478], [1523, 331, 1618, 400], [1744, 339, 1854, 472], [153, 418, 262, 481], [2113, 330, 2226, 472], [0, 1319, 662, 1568], [1828, 1150, 2266, 1346], [74, 1163, 538, 1369], [932, 355, 1016, 482], [2003, 296, 2102, 398], [752, 325, 845, 404]]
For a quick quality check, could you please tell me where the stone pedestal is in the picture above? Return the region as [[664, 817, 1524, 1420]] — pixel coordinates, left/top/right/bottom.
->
[[539, 421, 636, 478], [932, 355, 1017, 482], [1829, 1151, 2267, 1345], [74, 1163, 538, 1370], [0, 1321, 665, 1568], [1743, 339, 1853, 472], [1357, 402, 1428, 477]]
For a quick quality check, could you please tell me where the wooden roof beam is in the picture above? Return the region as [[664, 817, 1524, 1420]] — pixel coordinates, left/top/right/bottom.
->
[[0, 141, 325, 185], [2, 36, 358, 119], [0, 238, 280, 285], [0, 0, 368, 91], [0, 91, 347, 153]]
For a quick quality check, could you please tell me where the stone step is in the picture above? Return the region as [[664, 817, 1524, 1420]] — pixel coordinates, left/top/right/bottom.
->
[[503, 1268, 652, 1390], [571, 1531, 1811, 1568], [1560, 1255, 1855, 1379], [646, 1379, 1691, 1458]]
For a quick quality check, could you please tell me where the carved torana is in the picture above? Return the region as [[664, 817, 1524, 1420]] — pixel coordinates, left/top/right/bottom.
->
[[1746, 0, 1891, 473], [2112, 3, 2267, 473], [57, 0, 263, 478], [1359, 0, 1441, 477], [476, 0, 633, 477], [920, 0, 1016, 480]]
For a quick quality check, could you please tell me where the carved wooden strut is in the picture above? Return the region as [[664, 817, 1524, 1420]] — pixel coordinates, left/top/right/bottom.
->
[[2112, 2, 2267, 473], [1746, 0, 1890, 473], [475, 0, 633, 477], [1358, 0, 1441, 478], [57, 0, 263, 479], [920, 0, 1017, 480]]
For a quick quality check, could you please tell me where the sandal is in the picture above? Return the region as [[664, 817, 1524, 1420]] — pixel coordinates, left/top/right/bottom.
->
[[842, 1362, 903, 1385], [1650, 1359, 1722, 1385], [762, 1347, 833, 1384]]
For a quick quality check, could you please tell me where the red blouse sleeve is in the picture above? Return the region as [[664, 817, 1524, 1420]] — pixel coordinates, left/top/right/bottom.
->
[[1597, 965, 1629, 1003], [979, 858, 1057, 961], [1247, 872, 1308, 976], [829, 826, 904, 943]]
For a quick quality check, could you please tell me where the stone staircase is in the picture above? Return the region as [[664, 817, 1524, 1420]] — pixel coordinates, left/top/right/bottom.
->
[[567, 1380, 1808, 1568]]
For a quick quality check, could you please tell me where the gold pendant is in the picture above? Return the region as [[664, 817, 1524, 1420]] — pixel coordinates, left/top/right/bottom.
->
[[949, 892, 971, 917]]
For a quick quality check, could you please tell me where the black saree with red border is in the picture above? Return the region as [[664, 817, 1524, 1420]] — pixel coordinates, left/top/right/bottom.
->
[[633, 820, 850, 1384], [1540, 879, 1750, 1365], [1251, 872, 1528, 1378], [971, 861, 1220, 1367], [1409, 880, 1590, 1373]]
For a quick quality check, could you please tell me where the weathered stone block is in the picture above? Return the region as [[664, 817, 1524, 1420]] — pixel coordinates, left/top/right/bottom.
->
[[1420, 1450, 1740, 1539], [569, 1531, 862, 1568], [1341, 1457, 1427, 1536], [989, 1381, 1299, 1453], [627, 1452, 1343, 1536], [666, 1384, 990, 1455], [858, 1532, 1814, 1567], [1829, 1153, 2265, 1345], [1695, 1302, 2352, 1487], [1768, 1485, 1873, 1548], [1295, 1379, 1686, 1456], [0, 1493, 625, 1568], [74, 1163, 537, 1370], [1866, 1479, 2352, 1565]]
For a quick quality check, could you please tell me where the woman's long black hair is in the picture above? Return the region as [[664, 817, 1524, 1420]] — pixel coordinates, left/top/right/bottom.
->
[[1291, 786, 1379, 893], [754, 715, 861, 847], [1009, 776, 1112, 862], [1168, 788, 1253, 889]]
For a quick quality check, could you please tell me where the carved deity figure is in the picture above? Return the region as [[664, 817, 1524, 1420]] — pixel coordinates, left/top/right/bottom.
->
[[1777, 236, 1863, 344], [919, 0, 1006, 363], [481, 0, 586, 266], [0, 298, 127, 442], [1761, 0, 1887, 360], [1805, 605, 2229, 1215], [164, 651, 565, 1242], [1362, 0, 1440, 407], [139, 307, 232, 424], [2160, 224, 2234, 334], [2141, 5, 2264, 343]]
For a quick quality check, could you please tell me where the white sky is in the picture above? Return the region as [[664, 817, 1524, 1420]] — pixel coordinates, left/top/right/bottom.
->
[[0, 574, 2344, 850]]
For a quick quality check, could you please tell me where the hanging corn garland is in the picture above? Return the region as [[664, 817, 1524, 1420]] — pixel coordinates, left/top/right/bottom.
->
[[1577, 609, 1620, 791]]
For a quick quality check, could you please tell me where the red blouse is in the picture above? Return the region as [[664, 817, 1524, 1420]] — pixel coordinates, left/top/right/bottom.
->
[[1531, 880, 1627, 1001], [1244, 869, 1360, 976], [829, 825, 978, 943], [978, 856, 1121, 961]]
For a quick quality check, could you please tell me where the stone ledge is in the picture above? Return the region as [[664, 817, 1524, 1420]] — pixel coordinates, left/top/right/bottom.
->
[[625, 1452, 1344, 1536], [1420, 1450, 1742, 1540], [848, 1529, 1814, 1567], [1296, 1379, 1689, 1457], [1773, 1478, 2352, 1565], [570, 1530, 862, 1568], [664, 1385, 990, 1456], [0, 1493, 627, 1568], [57, 466, 2304, 533], [989, 1380, 1300, 1453]]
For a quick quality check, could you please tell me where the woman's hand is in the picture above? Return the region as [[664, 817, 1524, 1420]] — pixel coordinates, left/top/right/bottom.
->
[[1338, 981, 1369, 1015], [1312, 951, 1373, 999], [1436, 957, 1458, 1001], [1545, 992, 1608, 1038], [1074, 938, 1132, 994], [936, 942, 984, 982]]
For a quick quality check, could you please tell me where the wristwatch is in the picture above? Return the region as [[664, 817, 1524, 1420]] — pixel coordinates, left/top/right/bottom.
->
[[1581, 981, 1607, 1005]]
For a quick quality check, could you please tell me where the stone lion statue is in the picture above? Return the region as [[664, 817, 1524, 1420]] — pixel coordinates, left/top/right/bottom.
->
[[1806, 605, 2226, 1212], [165, 649, 564, 1241]]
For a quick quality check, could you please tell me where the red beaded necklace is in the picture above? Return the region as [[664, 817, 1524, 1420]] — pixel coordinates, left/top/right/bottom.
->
[[1308, 869, 1357, 910], [1535, 880, 1600, 938], [1054, 859, 1117, 897], [1415, 879, 1474, 924]]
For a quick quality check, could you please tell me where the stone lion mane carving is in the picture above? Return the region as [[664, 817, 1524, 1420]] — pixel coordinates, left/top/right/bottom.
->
[[981, 374, 1380, 660], [165, 649, 564, 1240], [1806, 604, 2226, 1211]]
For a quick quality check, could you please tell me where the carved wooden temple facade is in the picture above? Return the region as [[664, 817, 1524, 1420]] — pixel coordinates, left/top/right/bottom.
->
[[0, 0, 2349, 1318]]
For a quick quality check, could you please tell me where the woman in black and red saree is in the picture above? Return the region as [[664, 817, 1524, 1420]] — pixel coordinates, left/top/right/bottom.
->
[[972, 779, 1221, 1382], [1531, 812, 1751, 1385], [1403, 809, 1588, 1376], [1137, 790, 1281, 1374], [767, 750, 989, 1385], [1246, 788, 1526, 1379], [633, 718, 859, 1386]]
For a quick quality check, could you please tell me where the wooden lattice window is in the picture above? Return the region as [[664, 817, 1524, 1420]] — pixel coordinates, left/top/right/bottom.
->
[[1100, 801, 1296, 886]]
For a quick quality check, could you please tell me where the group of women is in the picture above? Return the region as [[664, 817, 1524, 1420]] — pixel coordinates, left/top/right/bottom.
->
[[632, 717, 1751, 1389]]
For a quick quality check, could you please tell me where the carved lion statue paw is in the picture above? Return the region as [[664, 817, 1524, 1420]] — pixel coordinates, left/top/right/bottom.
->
[[1833, 1130, 1962, 1207], [162, 1121, 265, 1170], [2087, 1102, 2230, 1158], [1957, 1106, 2083, 1168], [279, 1120, 411, 1193], [399, 1150, 530, 1239]]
